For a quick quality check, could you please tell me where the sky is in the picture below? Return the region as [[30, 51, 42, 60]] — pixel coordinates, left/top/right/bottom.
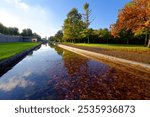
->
[[0, 0, 131, 38]]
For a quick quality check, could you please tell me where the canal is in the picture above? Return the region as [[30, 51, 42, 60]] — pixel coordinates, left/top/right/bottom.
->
[[0, 43, 150, 99]]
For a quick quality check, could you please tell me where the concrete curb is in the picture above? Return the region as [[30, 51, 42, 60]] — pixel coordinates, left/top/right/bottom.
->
[[0, 43, 42, 77], [58, 44, 150, 72]]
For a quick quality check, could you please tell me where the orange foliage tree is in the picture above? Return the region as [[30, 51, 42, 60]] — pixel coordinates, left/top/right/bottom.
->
[[111, 0, 150, 47]]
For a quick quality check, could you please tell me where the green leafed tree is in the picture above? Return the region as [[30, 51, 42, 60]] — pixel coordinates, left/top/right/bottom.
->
[[0, 23, 19, 35], [49, 36, 55, 42], [54, 30, 63, 42], [8, 27, 19, 35], [0, 23, 5, 34], [33, 33, 41, 41], [98, 28, 111, 44], [83, 2, 93, 43], [83, 2, 90, 28], [80, 28, 93, 43], [21, 28, 33, 36], [63, 8, 86, 43]]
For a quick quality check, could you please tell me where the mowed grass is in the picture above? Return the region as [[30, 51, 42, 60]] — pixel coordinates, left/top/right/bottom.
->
[[75, 43, 150, 52], [0, 42, 40, 61]]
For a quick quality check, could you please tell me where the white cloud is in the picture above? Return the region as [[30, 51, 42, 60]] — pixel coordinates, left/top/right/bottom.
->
[[5, 0, 29, 11], [0, 71, 34, 92], [0, 79, 31, 91], [0, 0, 58, 37]]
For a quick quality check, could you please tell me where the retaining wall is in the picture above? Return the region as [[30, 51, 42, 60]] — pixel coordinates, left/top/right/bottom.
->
[[0, 34, 23, 42], [0, 44, 42, 77], [0, 34, 34, 42], [58, 44, 150, 74]]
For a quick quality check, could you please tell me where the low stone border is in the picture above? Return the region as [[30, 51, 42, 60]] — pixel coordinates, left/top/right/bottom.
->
[[58, 44, 150, 73], [0, 43, 42, 76]]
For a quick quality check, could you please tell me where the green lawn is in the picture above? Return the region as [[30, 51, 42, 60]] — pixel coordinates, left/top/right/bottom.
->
[[0, 42, 40, 61], [75, 43, 150, 51]]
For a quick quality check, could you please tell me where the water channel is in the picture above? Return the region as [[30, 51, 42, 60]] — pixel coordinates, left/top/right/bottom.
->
[[0, 43, 150, 99]]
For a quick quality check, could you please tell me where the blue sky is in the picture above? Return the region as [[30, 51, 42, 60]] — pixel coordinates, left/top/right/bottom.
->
[[0, 0, 131, 37]]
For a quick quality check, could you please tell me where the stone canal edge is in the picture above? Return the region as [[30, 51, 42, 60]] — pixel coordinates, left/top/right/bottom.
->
[[58, 44, 150, 74], [0, 43, 42, 76]]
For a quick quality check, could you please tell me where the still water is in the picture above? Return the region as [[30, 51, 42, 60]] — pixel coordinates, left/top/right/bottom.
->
[[0, 44, 150, 100]]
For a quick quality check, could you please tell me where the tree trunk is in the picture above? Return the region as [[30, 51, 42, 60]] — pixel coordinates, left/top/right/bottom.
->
[[144, 30, 148, 46], [87, 36, 89, 44], [107, 38, 109, 44], [147, 36, 150, 48], [126, 38, 129, 45]]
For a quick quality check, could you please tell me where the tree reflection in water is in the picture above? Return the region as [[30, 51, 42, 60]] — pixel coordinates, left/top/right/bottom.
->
[[49, 47, 113, 99], [48, 44, 150, 100], [0, 43, 149, 100]]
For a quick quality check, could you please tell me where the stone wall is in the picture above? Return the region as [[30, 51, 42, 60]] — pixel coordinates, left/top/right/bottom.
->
[[22, 37, 32, 42], [0, 34, 23, 42]]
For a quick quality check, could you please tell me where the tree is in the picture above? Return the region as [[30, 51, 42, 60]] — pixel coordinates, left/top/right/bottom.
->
[[54, 30, 63, 42], [111, 0, 150, 47], [0, 23, 5, 34], [49, 36, 55, 42], [33, 33, 41, 41], [8, 27, 19, 35], [63, 8, 85, 42], [0, 23, 9, 35], [83, 3, 91, 28], [97, 28, 112, 44], [13, 27, 19, 35], [0, 23, 19, 35], [80, 28, 93, 43], [83, 2, 93, 43], [21, 28, 33, 36]]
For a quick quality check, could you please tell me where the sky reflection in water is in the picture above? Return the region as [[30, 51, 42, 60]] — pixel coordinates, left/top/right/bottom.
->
[[0, 44, 150, 100]]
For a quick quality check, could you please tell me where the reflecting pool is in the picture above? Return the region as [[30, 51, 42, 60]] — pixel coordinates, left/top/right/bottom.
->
[[0, 43, 150, 99]]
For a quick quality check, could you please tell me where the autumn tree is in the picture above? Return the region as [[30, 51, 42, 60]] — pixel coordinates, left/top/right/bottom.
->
[[111, 0, 150, 47]]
